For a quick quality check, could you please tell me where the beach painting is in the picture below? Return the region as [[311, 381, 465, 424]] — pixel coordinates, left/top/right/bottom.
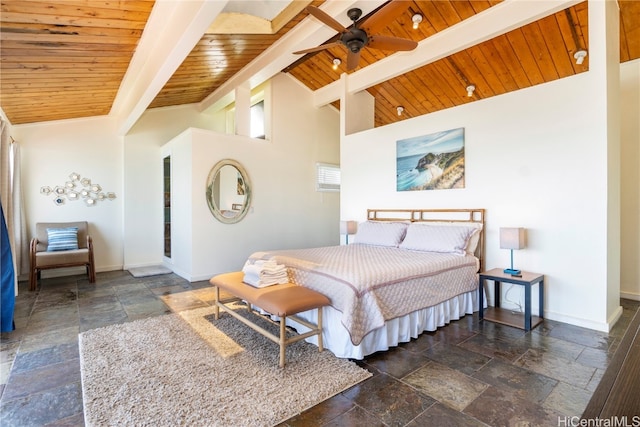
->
[[396, 127, 465, 191]]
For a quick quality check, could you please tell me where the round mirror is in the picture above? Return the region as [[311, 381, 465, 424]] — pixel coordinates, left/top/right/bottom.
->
[[206, 159, 252, 224]]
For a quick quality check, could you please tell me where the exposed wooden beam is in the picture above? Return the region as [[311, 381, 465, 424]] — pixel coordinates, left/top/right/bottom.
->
[[313, 0, 583, 107], [197, 0, 383, 113], [111, 0, 229, 135]]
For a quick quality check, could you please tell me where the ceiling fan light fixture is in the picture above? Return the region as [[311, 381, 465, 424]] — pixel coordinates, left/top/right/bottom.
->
[[346, 39, 364, 53], [574, 50, 587, 65], [412, 14, 422, 30], [466, 84, 476, 97], [332, 58, 341, 70], [293, 5, 418, 71], [397, 106, 404, 116]]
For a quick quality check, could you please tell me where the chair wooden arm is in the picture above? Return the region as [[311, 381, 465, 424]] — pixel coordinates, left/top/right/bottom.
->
[[29, 238, 38, 291], [86, 235, 96, 282], [29, 237, 39, 265]]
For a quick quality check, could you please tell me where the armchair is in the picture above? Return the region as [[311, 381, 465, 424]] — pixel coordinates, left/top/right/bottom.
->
[[29, 221, 96, 291]]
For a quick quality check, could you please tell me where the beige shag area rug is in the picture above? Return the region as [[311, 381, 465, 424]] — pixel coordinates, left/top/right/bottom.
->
[[79, 306, 371, 427]]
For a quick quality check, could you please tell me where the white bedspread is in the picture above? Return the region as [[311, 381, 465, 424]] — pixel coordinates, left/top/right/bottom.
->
[[248, 244, 479, 345]]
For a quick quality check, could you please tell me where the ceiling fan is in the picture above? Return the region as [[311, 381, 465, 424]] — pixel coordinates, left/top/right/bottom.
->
[[293, 1, 418, 71]]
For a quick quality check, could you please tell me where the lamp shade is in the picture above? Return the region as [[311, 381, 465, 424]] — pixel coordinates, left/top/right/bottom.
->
[[500, 227, 526, 250], [340, 220, 358, 235]]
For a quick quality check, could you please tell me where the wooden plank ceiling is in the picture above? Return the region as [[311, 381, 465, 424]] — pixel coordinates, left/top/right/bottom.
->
[[148, 0, 324, 109], [1, 0, 638, 128], [0, 0, 155, 124], [287, 0, 639, 127]]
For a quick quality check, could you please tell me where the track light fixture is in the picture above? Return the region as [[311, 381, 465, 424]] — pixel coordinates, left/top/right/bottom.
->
[[412, 14, 422, 30], [466, 85, 475, 97], [332, 58, 341, 70], [574, 50, 587, 65], [397, 106, 404, 116]]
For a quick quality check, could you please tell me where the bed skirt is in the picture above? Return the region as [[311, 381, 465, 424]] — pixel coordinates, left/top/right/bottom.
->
[[282, 289, 482, 360]]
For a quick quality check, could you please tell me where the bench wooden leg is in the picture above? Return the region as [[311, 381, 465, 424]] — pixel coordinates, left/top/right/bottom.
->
[[214, 286, 220, 320], [317, 308, 324, 352], [280, 316, 287, 368], [210, 273, 329, 368]]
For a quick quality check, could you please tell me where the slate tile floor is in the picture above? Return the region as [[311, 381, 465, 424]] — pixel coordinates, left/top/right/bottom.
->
[[1, 271, 638, 426]]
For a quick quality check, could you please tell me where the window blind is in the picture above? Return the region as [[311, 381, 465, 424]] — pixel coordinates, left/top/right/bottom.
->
[[316, 163, 340, 192]]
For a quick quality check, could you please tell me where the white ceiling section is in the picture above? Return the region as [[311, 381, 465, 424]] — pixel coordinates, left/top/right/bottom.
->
[[222, 0, 292, 20]]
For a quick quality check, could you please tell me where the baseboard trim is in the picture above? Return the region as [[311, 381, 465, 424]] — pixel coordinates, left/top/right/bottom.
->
[[620, 291, 640, 301], [607, 306, 624, 332], [544, 310, 612, 333]]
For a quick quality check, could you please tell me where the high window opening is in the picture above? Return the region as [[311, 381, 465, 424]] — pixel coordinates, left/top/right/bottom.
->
[[250, 99, 265, 139], [316, 163, 341, 192], [225, 86, 268, 140]]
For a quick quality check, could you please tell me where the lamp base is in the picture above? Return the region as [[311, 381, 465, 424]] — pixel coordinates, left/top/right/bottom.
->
[[503, 268, 521, 275]]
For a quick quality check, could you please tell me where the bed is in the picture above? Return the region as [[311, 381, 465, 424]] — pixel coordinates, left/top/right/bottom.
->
[[246, 208, 485, 360]]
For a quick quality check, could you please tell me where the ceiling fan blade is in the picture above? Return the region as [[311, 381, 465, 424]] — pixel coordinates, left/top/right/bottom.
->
[[368, 35, 418, 52], [305, 5, 349, 34], [293, 41, 342, 55], [360, 0, 408, 34], [347, 50, 361, 71]]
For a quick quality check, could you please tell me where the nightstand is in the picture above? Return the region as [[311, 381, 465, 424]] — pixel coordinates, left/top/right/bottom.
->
[[479, 268, 544, 331]]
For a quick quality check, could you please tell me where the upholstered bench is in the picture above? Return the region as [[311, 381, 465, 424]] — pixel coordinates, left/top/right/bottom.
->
[[209, 271, 331, 367]]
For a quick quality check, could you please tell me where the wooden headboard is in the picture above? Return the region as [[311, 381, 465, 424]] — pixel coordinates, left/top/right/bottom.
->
[[366, 208, 486, 272]]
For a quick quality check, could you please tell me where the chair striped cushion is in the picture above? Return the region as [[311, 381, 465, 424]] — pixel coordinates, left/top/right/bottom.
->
[[46, 227, 79, 252]]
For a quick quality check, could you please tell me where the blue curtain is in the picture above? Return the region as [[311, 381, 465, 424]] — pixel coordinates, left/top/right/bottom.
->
[[1, 200, 15, 332]]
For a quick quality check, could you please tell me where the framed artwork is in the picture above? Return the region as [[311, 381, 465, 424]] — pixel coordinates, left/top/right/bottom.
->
[[396, 127, 465, 191]]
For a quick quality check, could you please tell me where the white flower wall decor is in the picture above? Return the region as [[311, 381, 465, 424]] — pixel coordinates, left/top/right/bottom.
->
[[40, 172, 116, 207]]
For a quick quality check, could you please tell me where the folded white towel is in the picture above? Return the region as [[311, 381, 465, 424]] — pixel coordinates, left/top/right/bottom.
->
[[243, 275, 285, 288], [250, 259, 278, 269], [242, 259, 288, 287], [245, 266, 285, 276], [242, 264, 263, 277]]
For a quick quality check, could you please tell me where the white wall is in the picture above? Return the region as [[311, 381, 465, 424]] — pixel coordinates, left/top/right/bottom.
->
[[122, 104, 219, 269], [13, 73, 339, 280], [162, 126, 338, 280], [341, 66, 628, 331], [160, 130, 193, 279], [134, 73, 340, 279], [620, 59, 640, 300], [339, 1, 633, 332], [16, 116, 123, 276]]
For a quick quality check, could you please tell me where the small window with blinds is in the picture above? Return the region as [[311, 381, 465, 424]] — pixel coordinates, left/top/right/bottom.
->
[[316, 163, 340, 192]]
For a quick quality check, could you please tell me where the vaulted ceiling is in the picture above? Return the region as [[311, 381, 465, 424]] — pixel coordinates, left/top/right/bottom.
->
[[1, 0, 638, 130]]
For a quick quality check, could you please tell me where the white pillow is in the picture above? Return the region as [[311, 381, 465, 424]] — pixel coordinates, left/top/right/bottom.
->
[[424, 222, 483, 254], [465, 228, 482, 255], [352, 221, 409, 247], [399, 223, 479, 255]]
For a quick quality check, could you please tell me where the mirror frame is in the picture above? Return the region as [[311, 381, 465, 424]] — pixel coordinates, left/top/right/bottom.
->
[[205, 159, 252, 224]]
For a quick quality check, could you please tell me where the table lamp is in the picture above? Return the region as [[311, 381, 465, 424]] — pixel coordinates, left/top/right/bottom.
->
[[500, 227, 526, 275], [340, 220, 358, 245]]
